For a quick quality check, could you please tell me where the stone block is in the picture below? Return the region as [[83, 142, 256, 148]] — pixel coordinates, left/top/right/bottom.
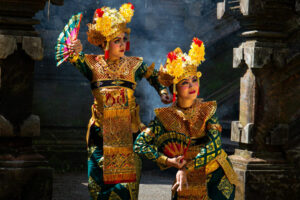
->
[[0, 115, 14, 137], [231, 120, 242, 142], [217, 2, 225, 19], [231, 121, 253, 144], [240, 0, 263, 16], [0, 35, 17, 59], [244, 46, 272, 68], [240, 69, 256, 127], [20, 115, 40, 137], [241, 123, 253, 144], [233, 47, 244, 68], [229, 154, 300, 200], [22, 36, 44, 61]]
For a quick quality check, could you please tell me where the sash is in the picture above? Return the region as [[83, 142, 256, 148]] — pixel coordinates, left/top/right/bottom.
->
[[102, 88, 136, 184]]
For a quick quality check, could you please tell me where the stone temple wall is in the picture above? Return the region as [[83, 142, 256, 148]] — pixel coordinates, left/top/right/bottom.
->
[[33, 0, 243, 170]]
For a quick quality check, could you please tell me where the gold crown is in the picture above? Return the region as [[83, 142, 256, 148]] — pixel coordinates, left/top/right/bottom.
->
[[87, 3, 134, 47], [158, 37, 205, 87]]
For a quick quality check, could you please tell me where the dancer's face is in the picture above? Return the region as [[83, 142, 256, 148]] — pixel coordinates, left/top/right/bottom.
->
[[108, 32, 127, 60], [176, 75, 199, 101]]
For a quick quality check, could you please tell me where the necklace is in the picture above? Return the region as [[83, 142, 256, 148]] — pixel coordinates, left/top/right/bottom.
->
[[174, 101, 198, 121]]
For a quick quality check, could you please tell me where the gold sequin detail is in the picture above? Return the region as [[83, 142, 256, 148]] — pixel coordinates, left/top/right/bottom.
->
[[88, 176, 101, 200], [85, 55, 143, 82], [217, 175, 234, 199], [154, 99, 217, 138]]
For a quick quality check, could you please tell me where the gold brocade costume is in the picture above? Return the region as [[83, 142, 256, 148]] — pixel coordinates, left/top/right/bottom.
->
[[56, 3, 168, 199], [85, 55, 145, 141], [134, 99, 239, 200], [85, 55, 148, 184]]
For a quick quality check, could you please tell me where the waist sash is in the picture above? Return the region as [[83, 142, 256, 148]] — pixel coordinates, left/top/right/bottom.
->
[[91, 80, 136, 90]]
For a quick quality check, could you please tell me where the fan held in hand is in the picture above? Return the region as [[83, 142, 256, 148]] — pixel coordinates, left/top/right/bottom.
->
[[156, 132, 191, 158], [55, 12, 82, 67]]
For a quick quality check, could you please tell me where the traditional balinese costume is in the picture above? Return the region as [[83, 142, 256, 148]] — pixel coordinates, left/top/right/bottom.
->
[[134, 38, 239, 200], [55, 3, 167, 200]]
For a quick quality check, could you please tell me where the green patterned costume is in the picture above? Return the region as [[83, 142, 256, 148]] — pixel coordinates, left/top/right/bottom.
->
[[70, 53, 167, 200], [134, 99, 238, 200]]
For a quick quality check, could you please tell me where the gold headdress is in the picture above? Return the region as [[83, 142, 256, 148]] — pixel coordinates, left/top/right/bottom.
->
[[158, 38, 205, 102], [87, 3, 135, 59]]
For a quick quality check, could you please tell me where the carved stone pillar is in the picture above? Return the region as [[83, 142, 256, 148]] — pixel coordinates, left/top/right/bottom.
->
[[217, 0, 300, 199], [0, 1, 63, 199]]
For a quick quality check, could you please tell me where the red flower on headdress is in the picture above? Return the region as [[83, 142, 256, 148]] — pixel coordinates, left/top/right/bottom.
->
[[182, 57, 186, 61], [96, 9, 104, 17], [128, 2, 135, 10], [167, 51, 177, 62], [193, 37, 203, 47]]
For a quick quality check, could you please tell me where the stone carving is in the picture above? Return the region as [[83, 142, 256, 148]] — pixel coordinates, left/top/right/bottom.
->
[[0, 35, 17, 59]]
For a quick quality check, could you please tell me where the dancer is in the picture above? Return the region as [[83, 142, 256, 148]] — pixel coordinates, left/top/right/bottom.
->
[[55, 3, 171, 200], [134, 38, 238, 200]]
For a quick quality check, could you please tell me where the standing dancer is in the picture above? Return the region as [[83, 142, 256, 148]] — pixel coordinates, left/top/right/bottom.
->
[[55, 3, 171, 199]]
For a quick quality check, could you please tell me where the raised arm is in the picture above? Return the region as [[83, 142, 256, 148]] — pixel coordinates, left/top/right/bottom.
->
[[135, 62, 170, 103], [68, 39, 93, 81]]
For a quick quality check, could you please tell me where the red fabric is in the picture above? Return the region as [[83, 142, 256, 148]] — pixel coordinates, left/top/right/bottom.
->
[[105, 50, 109, 60], [126, 41, 130, 51], [172, 93, 176, 103]]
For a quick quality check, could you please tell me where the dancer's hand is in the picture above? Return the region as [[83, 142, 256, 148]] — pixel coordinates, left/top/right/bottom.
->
[[69, 39, 82, 54], [166, 156, 187, 169], [161, 93, 173, 104], [172, 169, 188, 192]]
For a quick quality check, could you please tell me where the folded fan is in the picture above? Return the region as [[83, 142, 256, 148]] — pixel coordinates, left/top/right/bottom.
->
[[55, 12, 82, 67], [156, 132, 191, 158]]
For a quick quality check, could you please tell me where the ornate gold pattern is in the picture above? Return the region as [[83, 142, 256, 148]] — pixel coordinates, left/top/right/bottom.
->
[[217, 175, 234, 199], [176, 167, 208, 200], [207, 123, 222, 133], [144, 62, 155, 79], [216, 150, 239, 186], [109, 191, 122, 200], [85, 55, 142, 81], [156, 155, 168, 166], [85, 55, 144, 144], [88, 176, 102, 200], [155, 99, 217, 138], [88, 146, 97, 160]]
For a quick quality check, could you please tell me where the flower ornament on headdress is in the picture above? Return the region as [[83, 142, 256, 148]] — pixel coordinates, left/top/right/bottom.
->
[[158, 37, 205, 102], [87, 3, 135, 60]]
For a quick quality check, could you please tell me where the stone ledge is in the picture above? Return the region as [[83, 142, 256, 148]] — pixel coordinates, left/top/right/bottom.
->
[[0, 34, 43, 60]]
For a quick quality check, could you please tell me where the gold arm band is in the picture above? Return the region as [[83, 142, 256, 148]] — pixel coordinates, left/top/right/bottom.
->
[[144, 62, 155, 79], [157, 155, 168, 166], [207, 123, 222, 132], [69, 54, 79, 63], [159, 88, 168, 96]]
